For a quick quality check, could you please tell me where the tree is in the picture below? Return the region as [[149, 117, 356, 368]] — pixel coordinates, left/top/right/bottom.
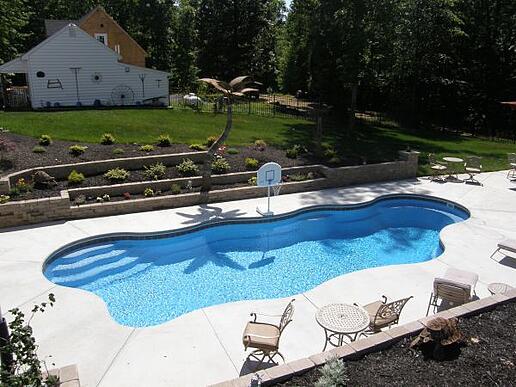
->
[[197, 76, 257, 192], [0, 0, 30, 64]]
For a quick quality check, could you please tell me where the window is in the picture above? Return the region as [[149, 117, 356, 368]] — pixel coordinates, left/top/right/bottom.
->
[[94, 33, 108, 46], [91, 72, 102, 83], [36, 71, 45, 78], [115, 44, 121, 54]]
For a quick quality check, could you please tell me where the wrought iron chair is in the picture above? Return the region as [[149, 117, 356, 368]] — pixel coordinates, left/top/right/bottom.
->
[[358, 295, 413, 333], [508, 153, 516, 179], [428, 153, 448, 181], [464, 156, 483, 185], [242, 299, 295, 369]]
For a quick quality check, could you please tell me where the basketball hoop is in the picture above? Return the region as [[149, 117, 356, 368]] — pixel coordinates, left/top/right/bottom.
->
[[256, 162, 282, 217]]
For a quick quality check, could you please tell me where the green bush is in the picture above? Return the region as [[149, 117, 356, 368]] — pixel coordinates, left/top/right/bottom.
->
[[254, 139, 267, 150], [205, 135, 218, 147], [113, 147, 125, 155], [177, 159, 199, 177], [104, 167, 130, 182], [9, 187, 20, 197], [15, 178, 32, 193], [0, 194, 10, 204], [245, 157, 259, 170], [211, 157, 230, 174], [227, 147, 239, 155], [324, 147, 338, 159], [38, 134, 52, 146], [144, 162, 167, 180], [170, 183, 182, 195], [189, 143, 206, 151], [248, 176, 257, 186], [144, 187, 155, 197], [289, 173, 309, 182], [69, 144, 87, 156], [32, 145, 46, 153], [315, 357, 348, 387], [286, 147, 299, 159], [68, 170, 85, 185], [328, 156, 341, 165], [139, 144, 154, 152], [157, 134, 172, 147], [100, 133, 115, 145]]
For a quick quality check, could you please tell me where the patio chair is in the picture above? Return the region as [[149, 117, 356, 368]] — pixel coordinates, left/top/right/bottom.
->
[[358, 295, 413, 333], [242, 299, 295, 369], [490, 238, 516, 261], [464, 156, 483, 185], [508, 153, 516, 179], [426, 268, 478, 316], [428, 153, 448, 181]]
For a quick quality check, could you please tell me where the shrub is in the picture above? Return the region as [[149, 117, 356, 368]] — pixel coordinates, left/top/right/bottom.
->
[[211, 157, 230, 174], [328, 157, 341, 165], [205, 135, 218, 147], [139, 144, 154, 152], [177, 158, 199, 177], [113, 147, 125, 155], [189, 143, 206, 151], [104, 167, 130, 182], [15, 177, 32, 193], [248, 176, 257, 186], [315, 357, 348, 387], [144, 162, 167, 180], [0, 194, 9, 204], [100, 133, 115, 145], [157, 134, 172, 147], [9, 187, 20, 197], [288, 173, 309, 182], [32, 145, 46, 153], [254, 139, 267, 151], [227, 147, 239, 155], [324, 147, 338, 159], [69, 144, 87, 156], [144, 187, 155, 197], [245, 157, 259, 170], [68, 170, 85, 185], [286, 147, 299, 159], [170, 183, 181, 195], [38, 134, 52, 146], [102, 194, 111, 202]]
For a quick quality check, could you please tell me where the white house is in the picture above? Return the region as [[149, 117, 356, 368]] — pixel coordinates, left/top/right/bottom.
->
[[0, 24, 169, 109]]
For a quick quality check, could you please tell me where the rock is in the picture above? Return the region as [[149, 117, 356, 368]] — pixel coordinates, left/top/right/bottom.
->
[[33, 171, 57, 188]]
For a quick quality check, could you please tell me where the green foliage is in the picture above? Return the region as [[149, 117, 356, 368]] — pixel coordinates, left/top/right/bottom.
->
[[227, 147, 239, 155], [100, 133, 116, 145], [38, 134, 52, 146], [0, 294, 56, 387], [144, 162, 167, 180], [68, 145, 87, 156], [170, 183, 182, 195], [15, 178, 32, 193], [0, 194, 9, 204], [139, 144, 155, 152], [32, 145, 46, 153], [324, 147, 338, 160], [104, 167, 130, 182], [286, 146, 300, 159], [177, 158, 199, 176], [288, 173, 310, 182], [112, 148, 125, 155], [245, 157, 259, 170], [315, 357, 348, 387], [0, 0, 29, 66], [254, 139, 267, 150], [189, 143, 206, 151], [248, 176, 257, 186], [67, 170, 85, 185], [157, 134, 172, 147], [205, 135, 218, 147], [143, 187, 155, 197], [211, 157, 230, 174]]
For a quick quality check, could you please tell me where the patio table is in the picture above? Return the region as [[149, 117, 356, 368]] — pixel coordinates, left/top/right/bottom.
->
[[316, 303, 370, 351], [442, 157, 464, 180]]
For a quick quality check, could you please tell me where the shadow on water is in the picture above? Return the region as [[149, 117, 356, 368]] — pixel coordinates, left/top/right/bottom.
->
[[184, 251, 246, 274], [248, 256, 276, 270]]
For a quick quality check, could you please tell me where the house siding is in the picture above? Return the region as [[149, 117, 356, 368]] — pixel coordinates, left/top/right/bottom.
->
[[79, 8, 146, 67], [27, 25, 168, 109]]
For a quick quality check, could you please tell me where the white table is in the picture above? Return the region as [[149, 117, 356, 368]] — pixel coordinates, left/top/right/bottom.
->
[[316, 303, 370, 350], [442, 157, 464, 180]]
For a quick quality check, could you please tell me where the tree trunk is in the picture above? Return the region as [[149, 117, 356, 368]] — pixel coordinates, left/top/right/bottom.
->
[[348, 83, 358, 137], [200, 102, 233, 193]]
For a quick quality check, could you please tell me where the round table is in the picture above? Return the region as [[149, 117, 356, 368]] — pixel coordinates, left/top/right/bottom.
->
[[488, 282, 513, 295], [316, 304, 370, 350], [442, 157, 464, 180]]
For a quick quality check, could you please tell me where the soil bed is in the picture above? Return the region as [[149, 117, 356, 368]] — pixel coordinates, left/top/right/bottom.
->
[[277, 301, 516, 386]]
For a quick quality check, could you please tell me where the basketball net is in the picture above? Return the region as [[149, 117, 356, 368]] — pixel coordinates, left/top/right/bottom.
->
[[272, 184, 282, 196]]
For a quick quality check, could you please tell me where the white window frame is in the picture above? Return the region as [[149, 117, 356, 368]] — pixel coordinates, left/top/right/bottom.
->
[[94, 33, 108, 46], [114, 44, 121, 54]]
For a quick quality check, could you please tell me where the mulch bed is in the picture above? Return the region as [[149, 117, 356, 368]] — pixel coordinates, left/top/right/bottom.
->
[[277, 301, 516, 386]]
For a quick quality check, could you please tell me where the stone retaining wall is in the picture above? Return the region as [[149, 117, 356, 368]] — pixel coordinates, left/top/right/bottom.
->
[[0, 151, 419, 229]]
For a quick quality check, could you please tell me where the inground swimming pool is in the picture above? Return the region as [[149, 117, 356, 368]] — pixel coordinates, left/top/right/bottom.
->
[[44, 195, 469, 327]]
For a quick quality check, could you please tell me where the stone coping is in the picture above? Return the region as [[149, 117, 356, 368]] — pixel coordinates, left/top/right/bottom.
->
[[211, 289, 516, 387], [43, 364, 80, 387]]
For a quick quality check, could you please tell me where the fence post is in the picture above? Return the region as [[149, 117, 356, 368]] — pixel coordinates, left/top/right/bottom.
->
[[0, 306, 14, 374], [273, 94, 276, 117]]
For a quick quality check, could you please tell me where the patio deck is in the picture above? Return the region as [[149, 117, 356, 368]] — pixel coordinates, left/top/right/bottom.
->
[[1, 171, 515, 386]]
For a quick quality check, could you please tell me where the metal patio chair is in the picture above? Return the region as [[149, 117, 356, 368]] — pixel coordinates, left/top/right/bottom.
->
[[464, 156, 483, 185], [428, 153, 448, 181], [358, 295, 413, 333], [508, 153, 516, 179]]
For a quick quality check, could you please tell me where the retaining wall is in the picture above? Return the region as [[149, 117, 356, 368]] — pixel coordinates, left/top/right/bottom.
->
[[0, 151, 419, 229]]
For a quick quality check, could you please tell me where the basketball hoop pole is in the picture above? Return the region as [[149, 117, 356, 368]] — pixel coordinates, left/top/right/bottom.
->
[[256, 162, 281, 217], [257, 181, 274, 217]]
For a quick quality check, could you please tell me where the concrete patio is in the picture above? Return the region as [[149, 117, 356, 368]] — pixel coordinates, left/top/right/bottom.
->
[[1, 171, 515, 386]]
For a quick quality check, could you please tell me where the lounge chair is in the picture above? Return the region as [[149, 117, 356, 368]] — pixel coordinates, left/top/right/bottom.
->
[[428, 153, 448, 181], [242, 299, 295, 369], [358, 295, 413, 333], [490, 239, 516, 261], [464, 156, 482, 185], [508, 153, 516, 179], [426, 268, 478, 316]]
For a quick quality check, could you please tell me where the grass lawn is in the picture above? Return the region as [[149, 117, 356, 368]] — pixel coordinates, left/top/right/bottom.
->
[[1, 109, 514, 175]]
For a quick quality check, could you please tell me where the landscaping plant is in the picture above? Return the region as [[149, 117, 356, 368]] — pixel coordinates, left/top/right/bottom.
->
[[189, 144, 206, 151], [177, 159, 199, 177], [68, 145, 87, 156], [315, 357, 348, 387], [112, 148, 125, 155], [143, 187, 155, 197], [227, 147, 239, 155], [32, 146, 46, 154], [15, 178, 32, 193], [100, 133, 116, 145], [104, 168, 130, 182], [38, 135, 52, 146], [170, 183, 182, 195], [139, 144, 154, 152], [0, 194, 9, 204], [144, 162, 167, 180], [205, 135, 218, 147], [244, 157, 259, 170], [254, 139, 267, 151], [211, 157, 230, 174], [157, 134, 172, 147], [67, 170, 85, 185]]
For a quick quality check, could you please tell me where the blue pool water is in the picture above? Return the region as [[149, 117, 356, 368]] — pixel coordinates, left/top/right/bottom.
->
[[44, 196, 469, 327]]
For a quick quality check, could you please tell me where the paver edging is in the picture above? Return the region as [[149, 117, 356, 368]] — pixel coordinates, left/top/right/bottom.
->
[[212, 293, 515, 387]]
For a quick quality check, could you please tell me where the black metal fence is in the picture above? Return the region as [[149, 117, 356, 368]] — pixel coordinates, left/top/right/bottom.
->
[[169, 91, 317, 121]]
